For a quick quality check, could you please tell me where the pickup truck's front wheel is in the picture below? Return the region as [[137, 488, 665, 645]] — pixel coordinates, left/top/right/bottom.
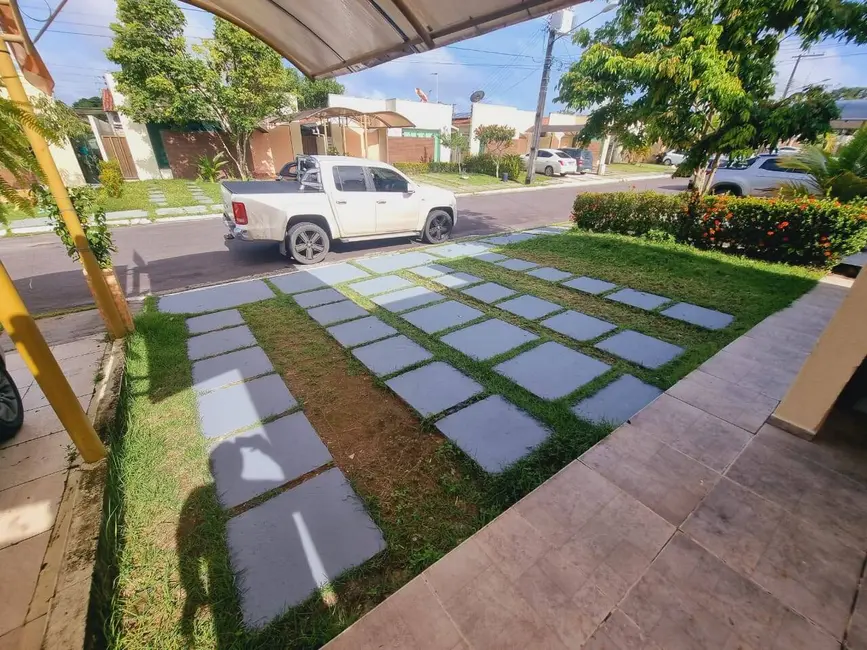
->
[[287, 222, 330, 264], [422, 210, 453, 244]]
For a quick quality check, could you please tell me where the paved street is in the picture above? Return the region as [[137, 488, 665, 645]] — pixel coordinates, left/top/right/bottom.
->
[[1, 177, 686, 313]]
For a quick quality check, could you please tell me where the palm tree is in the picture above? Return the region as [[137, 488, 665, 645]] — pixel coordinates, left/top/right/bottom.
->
[[0, 96, 45, 223], [781, 127, 867, 202]]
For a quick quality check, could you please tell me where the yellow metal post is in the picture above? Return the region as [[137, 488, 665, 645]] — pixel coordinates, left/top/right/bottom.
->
[[0, 38, 128, 340], [0, 261, 107, 462]]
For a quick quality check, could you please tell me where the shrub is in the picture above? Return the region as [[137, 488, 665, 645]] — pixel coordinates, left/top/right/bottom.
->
[[572, 191, 867, 267], [393, 161, 459, 174], [464, 153, 523, 180], [98, 159, 124, 198], [197, 151, 228, 182]]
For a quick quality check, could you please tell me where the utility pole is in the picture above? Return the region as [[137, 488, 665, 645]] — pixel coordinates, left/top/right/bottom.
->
[[524, 25, 556, 185], [782, 53, 824, 98]]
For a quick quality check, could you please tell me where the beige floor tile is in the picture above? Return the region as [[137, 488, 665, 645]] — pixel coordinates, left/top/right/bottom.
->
[[0, 615, 46, 650], [848, 586, 867, 650], [580, 424, 719, 525], [475, 509, 550, 582], [0, 397, 89, 451], [724, 334, 809, 373], [0, 433, 71, 492], [423, 536, 492, 604], [583, 609, 663, 650], [0, 532, 49, 636], [48, 338, 105, 362], [0, 471, 66, 550]]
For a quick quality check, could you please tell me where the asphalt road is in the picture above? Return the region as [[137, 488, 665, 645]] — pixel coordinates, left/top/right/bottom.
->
[[1, 177, 688, 313]]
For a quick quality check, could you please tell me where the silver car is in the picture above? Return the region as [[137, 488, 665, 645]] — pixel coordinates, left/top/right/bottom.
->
[[709, 155, 815, 196], [522, 149, 578, 176], [0, 347, 24, 441]]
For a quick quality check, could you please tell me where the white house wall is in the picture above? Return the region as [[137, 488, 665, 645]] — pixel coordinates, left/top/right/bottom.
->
[[469, 103, 536, 154], [104, 73, 165, 180]]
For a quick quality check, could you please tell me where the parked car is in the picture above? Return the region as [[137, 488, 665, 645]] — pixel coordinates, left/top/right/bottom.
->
[[708, 154, 815, 196], [0, 347, 24, 442], [223, 155, 458, 264], [521, 149, 577, 176], [661, 150, 687, 166], [557, 147, 594, 173]]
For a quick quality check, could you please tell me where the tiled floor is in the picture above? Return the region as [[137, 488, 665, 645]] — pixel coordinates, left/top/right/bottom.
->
[[324, 276, 867, 650]]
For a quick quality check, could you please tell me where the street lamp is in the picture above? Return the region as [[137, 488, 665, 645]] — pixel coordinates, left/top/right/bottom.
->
[[524, 1, 619, 184]]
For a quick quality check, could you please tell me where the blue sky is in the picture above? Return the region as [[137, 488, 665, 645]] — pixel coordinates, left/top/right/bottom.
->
[[18, 0, 867, 111]]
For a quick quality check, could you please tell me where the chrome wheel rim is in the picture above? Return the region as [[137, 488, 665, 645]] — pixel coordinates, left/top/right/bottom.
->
[[294, 229, 326, 261], [0, 372, 19, 424]]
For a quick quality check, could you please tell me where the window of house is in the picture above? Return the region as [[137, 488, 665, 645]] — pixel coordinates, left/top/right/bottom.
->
[[332, 166, 368, 191]]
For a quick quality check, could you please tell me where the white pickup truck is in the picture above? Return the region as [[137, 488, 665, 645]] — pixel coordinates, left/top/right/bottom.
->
[[222, 155, 458, 264]]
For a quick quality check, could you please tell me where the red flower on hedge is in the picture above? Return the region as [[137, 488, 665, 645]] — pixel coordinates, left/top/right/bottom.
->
[[767, 231, 774, 236], [824, 251, 832, 257], [779, 221, 789, 229]]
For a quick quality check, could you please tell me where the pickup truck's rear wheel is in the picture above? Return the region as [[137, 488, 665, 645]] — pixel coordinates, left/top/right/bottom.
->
[[0, 365, 23, 442], [422, 210, 453, 244], [287, 222, 330, 264]]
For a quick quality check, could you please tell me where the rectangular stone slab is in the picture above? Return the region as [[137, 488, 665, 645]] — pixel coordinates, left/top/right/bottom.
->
[[495, 258, 539, 272], [541, 310, 616, 342], [526, 267, 573, 282], [595, 330, 685, 369], [483, 233, 537, 246], [347, 275, 415, 296], [475, 252, 508, 263], [571, 375, 662, 426], [354, 251, 438, 273], [561, 276, 617, 295], [371, 286, 445, 313], [661, 302, 734, 330], [193, 347, 274, 392], [386, 362, 483, 416], [606, 288, 670, 311], [306, 263, 370, 285], [461, 282, 517, 304], [307, 301, 368, 326], [401, 300, 484, 334], [159, 279, 274, 314], [436, 395, 552, 473], [408, 264, 454, 278], [428, 242, 492, 258], [429, 272, 484, 289], [187, 325, 256, 361], [326, 316, 397, 347], [269, 271, 327, 295], [497, 295, 563, 320], [441, 319, 538, 361], [197, 374, 298, 438], [210, 412, 332, 509], [226, 468, 385, 628], [187, 309, 244, 335], [351, 335, 433, 376], [294, 288, 346, 308], [523, 227, 568, 235], [494, 341, 611, 400]]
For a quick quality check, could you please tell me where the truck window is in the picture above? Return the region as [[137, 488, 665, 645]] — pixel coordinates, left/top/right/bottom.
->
[[370, 167, 409, 193], [332, 166, 368, 191]]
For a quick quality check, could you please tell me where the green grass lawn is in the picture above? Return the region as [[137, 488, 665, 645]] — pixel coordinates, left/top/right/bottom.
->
[[410, 171, 559, 193], [605, 162, 672, 175], [101, 179, 222, 218], [96, 230, 820, 649]]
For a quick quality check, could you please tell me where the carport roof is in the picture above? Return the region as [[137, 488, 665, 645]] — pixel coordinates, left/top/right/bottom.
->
[[181, 0, 588, 79], [289, 106, 416, 128]]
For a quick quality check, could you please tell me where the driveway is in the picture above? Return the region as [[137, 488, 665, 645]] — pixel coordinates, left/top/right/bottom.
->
[[1, 178, 688, 314]]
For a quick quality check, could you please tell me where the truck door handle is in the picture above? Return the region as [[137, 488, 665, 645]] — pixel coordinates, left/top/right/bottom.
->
[[335, 200, 347, 204], [376, 200, 387, 204]]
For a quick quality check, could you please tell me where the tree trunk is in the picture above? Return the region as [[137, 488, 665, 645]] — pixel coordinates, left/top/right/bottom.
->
[[701, 152, 723, 195], [234, 135, 249, 180]]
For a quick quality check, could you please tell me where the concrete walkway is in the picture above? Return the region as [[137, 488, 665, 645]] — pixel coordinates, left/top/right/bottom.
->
[[0, 335, 106, 650], [324, 275, 867, 650]]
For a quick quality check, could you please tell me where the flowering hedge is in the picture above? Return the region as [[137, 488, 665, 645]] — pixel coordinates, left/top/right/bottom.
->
[[571, 191, 867, 267]]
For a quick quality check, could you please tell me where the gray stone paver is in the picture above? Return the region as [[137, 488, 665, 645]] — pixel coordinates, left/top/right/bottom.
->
[[526, 267, 573, 282], [571, 375, 662, 426], [351, 335, 433, 376], [385, 362, 483, 417], [193, 347, 274, 392], [197, 374, 298, 438], [306, 263, 370, 286], [371, 286, 445, 313], [662, 302, 734, 330], [187, 325, 256, 361], [428, 242, 492, 258], [210, 411, 332, 509], [523, 227, 568, 235], [561, 276, 618, 295], [326, 316, 397, 348], [483, 233, 537, 246], [226, 467, 385, 628], [429, 272, 484, 289], [105, 208, 148, 220], [270, 271, 327, 295], [435, 395, 552, 473], [402, 300, 484, 334], [409, 264, 454, 278], [497, 295, 563, 320], [460, 282, 517, 304], [354, 252, 438, 273], [159, 279, 274, 314], [294, 288, 346, 308], [607, 288, 670, 311], [307, 301, 368, 326], [440, 319, 538, 361], [596, 330, 684, 369], [347, 275, 415, 297], [541, 310, 616, 342], [186, 309, 244, 335], [495, 258, 539, 272], [475, 252, 508, 263], [494, 341, 611, 400]]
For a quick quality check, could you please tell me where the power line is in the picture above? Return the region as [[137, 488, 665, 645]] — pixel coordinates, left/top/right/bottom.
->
[[445, 44, 538, 59]]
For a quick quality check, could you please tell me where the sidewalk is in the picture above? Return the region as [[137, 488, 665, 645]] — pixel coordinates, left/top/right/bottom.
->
[[454, 172, 671, 197], [0, 334, 107, 650], [324, 275, 867, 650]]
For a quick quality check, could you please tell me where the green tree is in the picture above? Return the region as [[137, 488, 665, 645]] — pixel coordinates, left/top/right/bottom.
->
[[474, 124, 515, 178], [440, 129, 469, 173], [557, 0, 866, 193], [297, 78, 344, 110], [72, 96, 102, 109], [830, 87, 867, 100], [31, 96, 89, 140]]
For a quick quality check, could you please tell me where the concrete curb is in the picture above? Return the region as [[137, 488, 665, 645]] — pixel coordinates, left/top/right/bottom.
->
[[2, 213, 223, 236], [453, 173, 672, 197]]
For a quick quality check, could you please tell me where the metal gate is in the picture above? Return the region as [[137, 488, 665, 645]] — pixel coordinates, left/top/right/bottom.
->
[[101, 136, 138, 179]]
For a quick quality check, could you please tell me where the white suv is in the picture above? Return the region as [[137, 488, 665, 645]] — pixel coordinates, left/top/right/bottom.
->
[[710, 155, 815, 196]]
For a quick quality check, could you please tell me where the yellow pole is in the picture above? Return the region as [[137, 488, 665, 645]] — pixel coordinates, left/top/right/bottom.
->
[[0, 38, 128, 339], [0, 261, 107, 462]]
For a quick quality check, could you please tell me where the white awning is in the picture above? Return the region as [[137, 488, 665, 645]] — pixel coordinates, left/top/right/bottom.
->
[[181, 0, 587, 79]]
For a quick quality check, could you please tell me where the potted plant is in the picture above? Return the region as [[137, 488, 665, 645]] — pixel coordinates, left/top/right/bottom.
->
[[32, 184, 134, 330]]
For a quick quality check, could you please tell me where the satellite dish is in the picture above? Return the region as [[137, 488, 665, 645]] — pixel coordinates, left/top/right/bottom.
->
[[470, 90, 485, 103]]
